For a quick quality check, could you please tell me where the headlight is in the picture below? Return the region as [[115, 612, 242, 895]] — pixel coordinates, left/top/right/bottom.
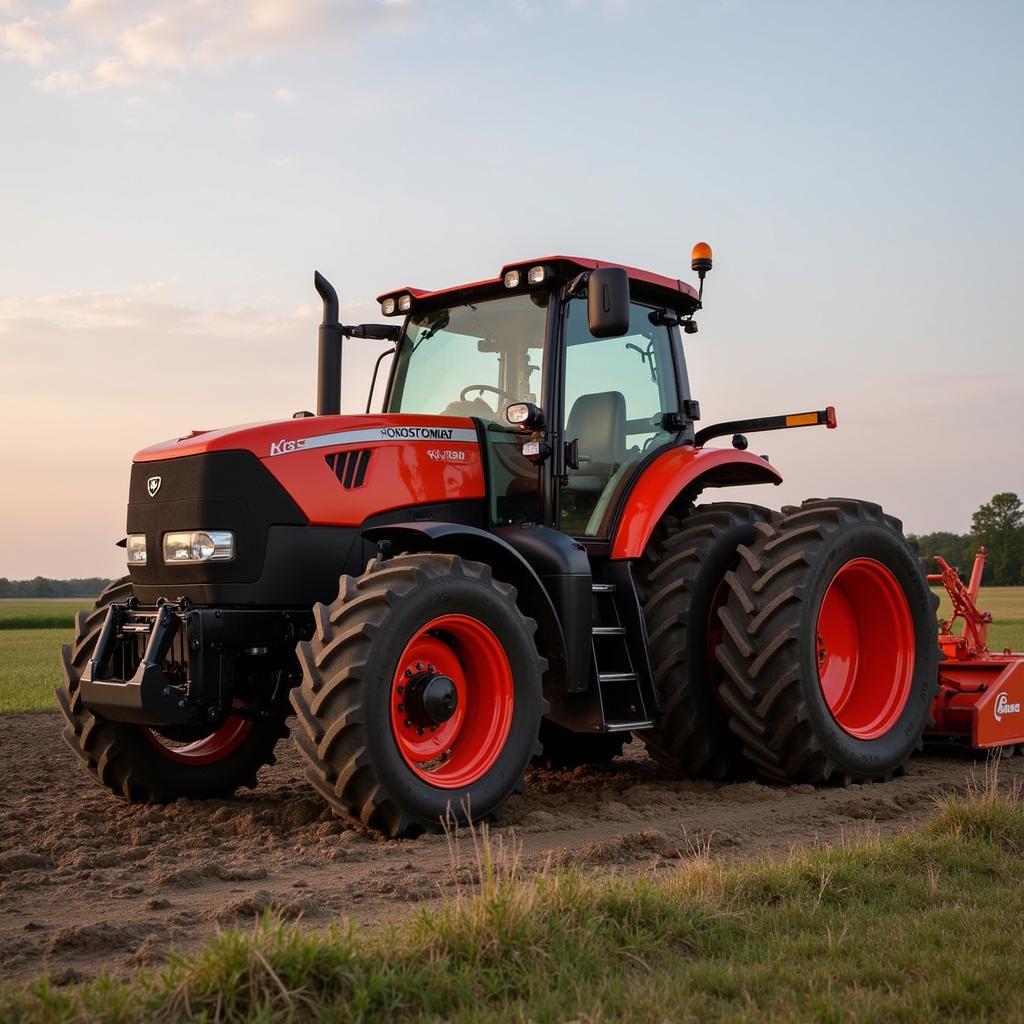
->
[[163, 530, 235, 564], [126, 534, 147, 565]]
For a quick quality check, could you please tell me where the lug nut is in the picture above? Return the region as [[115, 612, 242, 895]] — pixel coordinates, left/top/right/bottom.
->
[[404, 719, 411, 727], [397, 686, 404, 694], [417, 728, 424, 736], [416, 662, 423, 671], [397, 703, 404, 712], [405, 669, 412, 678]]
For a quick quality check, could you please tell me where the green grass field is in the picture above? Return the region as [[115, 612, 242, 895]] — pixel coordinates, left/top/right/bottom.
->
[[3, 785, 1024, 1023], [0, 599, 87, 630], [0, 628, 71, 713], [2, 590, 1023, 715]]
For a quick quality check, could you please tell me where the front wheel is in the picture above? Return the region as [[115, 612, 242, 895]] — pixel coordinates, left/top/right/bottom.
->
[[290, 554, 546, 837], [56, 578, 287, 802]]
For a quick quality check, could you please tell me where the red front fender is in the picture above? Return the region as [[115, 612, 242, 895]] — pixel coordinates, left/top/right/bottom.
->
[[610, 445, 783, 560]]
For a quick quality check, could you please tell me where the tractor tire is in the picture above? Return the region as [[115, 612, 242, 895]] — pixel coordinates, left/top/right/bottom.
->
[[716, 498, 939, 784], [636, 503, 771, 779], [290, 553, 546, 837], [56, 578, 288, 802], [534, 720, 626, 770]]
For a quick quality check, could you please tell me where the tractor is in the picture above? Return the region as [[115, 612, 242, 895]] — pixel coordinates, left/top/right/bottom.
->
[[59, 246, 948, 836]]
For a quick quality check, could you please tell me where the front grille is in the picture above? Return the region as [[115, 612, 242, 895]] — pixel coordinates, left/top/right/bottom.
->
[[326, 449, 372, 489]]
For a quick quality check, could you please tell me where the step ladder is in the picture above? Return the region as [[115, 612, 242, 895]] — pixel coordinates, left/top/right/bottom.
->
[[590, 581, 653, 732]]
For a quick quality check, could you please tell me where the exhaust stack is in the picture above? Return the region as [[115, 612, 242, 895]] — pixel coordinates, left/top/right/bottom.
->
[[314, 271, 343, 416]]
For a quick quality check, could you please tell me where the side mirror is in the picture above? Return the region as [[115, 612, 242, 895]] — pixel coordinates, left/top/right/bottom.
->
[[506, 402, 545, 431], [587, 267, 630, 338]]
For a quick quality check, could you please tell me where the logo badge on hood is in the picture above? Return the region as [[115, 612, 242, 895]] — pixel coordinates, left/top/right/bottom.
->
[[147, 476, 162, 498]]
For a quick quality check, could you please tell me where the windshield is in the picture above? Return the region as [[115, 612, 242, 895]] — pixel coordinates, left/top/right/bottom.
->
[[386, 293, 548, 420]]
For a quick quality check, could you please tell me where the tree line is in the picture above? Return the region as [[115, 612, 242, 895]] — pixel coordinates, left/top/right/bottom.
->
[[0, 577, 113, 598], [910, 492, 1024, 586]]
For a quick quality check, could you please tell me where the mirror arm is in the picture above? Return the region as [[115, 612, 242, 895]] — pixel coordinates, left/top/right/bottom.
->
[[365, 346, 396, 414]]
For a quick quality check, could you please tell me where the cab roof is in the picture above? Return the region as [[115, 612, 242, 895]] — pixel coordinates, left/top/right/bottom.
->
[[377, 255, 701, 315]]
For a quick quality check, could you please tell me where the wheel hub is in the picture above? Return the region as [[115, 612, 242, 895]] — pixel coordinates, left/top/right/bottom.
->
[[389, 614, 515, 789], [404, 669, 458, 726]]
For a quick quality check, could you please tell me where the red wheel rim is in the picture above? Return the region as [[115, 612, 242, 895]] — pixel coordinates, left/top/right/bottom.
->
[[816, 558, 915, 740], [390, 614, 514, 789], [143, 716, 252, 765]]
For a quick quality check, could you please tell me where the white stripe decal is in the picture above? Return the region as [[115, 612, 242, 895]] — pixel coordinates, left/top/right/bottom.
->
[[267, 425, 479, 457]]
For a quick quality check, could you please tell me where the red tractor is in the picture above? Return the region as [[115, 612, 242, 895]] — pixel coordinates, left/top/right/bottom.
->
[[59, 247, 946, 835]]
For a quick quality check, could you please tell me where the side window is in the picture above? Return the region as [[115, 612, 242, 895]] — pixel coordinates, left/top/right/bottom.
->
[[560, 300, 678, 536]]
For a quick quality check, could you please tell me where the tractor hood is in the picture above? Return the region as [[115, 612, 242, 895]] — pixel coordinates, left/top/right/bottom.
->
[[133, 413, 479, 464], [132, 414, 487, 528]]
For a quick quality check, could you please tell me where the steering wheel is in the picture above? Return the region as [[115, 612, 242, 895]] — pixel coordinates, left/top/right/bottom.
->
[[460, 384, 513, 404]]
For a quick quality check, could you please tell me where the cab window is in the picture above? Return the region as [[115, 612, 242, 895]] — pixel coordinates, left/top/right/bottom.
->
[[560, 299, 679, 536]]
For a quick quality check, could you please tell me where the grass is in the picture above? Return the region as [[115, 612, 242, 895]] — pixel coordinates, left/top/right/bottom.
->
[[0, 628, 70, 713], [2, 773, 1023, 1023], [0, 599, 89, 631], [0, 601, 83, 713]]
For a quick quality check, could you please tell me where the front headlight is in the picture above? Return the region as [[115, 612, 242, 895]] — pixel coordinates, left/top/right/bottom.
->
[[163, 530, 235, 564], [126, 534, 147, 565]]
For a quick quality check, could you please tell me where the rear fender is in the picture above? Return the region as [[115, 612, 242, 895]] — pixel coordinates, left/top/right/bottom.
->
[[610, 445, 783, 560], [361, 522, 572, 694]]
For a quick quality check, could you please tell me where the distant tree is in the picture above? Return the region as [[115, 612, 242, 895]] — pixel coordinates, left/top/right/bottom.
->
[[0, 577, 112, 598], [971, 492, 1024, 586], [908, 531, 974, 578]]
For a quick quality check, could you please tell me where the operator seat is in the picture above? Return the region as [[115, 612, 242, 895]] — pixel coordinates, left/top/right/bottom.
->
[[565, 391, 627, 493]]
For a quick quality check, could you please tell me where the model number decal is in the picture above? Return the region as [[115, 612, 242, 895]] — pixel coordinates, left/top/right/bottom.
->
[[267, 425, 478, 457], [427, 449, 468, 462]]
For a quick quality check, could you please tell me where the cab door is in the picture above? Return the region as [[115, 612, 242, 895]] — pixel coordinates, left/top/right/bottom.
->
[[557, 296, 682, 538]]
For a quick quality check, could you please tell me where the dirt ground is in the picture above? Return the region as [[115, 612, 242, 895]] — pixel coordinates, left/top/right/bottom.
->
[[2, 712, 1020, 986]]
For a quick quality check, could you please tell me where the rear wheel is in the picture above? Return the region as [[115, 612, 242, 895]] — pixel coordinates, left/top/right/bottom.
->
[[636, 503, 770, 779], [716, 498, 939, 783], [56, 578, 287, 801], [290, 553, 545, 837]]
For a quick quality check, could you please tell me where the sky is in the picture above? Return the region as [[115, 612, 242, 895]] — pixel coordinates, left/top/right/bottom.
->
[[1, 0, 1022, 579]]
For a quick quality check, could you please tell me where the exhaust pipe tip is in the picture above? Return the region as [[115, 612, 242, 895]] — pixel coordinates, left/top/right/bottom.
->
[[314, 271, 342, 417], [314, 270, 339, 325]]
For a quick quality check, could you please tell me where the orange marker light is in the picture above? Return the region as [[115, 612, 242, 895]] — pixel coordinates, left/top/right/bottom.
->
[[691, 241, 713, 274], [785, 412, 819, 428]]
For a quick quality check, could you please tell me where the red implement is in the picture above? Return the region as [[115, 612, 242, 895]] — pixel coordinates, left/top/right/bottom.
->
[[928, 548, 1024, 747]]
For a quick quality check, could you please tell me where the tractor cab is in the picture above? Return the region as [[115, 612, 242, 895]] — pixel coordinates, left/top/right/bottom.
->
[[377, 256, 702, 540]]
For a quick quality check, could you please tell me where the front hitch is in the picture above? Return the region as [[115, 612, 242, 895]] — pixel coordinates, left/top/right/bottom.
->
[[80, 602, 197, 725]]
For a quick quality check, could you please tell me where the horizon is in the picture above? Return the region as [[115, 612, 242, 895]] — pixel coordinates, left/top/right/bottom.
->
[[2, 0, 1021, 578]]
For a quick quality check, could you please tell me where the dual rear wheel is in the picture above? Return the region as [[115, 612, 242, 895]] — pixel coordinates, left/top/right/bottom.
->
[[639, 499, 938, 784]]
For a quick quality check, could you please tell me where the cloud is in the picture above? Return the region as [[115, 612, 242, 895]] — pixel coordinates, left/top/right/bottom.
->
[[1, 16, 57, 64], [2, 1, 420, 94], [274, 85, 295, 102]]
